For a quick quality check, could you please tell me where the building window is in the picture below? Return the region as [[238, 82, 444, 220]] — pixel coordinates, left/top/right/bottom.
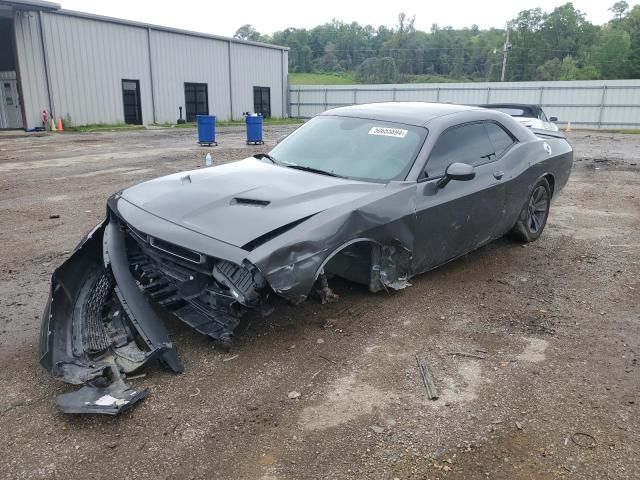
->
[[253, 86, 271, 118], [184, 83, 208, 122], [122, 79, 142, 125]]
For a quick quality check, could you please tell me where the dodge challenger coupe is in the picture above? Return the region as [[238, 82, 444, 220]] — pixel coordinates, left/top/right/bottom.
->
[[40, 102, 573, 414]]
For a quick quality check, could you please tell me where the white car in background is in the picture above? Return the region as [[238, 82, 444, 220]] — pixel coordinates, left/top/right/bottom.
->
[[480, 103, 560, 132]]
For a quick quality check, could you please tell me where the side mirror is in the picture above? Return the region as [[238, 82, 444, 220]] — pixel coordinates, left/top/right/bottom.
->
[[549, 116, 558, 122], [437, 162, 475, 189]]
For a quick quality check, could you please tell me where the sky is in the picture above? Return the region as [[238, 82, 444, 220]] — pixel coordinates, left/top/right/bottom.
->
[[58, 0, 637, 37]]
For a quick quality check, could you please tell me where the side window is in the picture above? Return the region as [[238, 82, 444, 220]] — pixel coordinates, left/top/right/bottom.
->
[[424, 123, 495, 178], [484, 123, 515, 158]]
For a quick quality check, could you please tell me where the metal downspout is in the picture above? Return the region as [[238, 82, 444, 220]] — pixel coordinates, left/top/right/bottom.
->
[[37, 10, 54, 118], [146, 27, 156, 124], [228, 41, 234, 121]]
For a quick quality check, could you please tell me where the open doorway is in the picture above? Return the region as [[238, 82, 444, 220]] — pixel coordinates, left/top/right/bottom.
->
[[0, 17, 23, 129]]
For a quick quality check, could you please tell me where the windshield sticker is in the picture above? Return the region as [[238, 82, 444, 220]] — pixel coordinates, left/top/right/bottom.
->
[[368, 127, 408, 138]]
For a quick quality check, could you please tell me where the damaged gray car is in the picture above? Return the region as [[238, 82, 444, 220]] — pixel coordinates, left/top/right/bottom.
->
[[40, 102, 573, 414]]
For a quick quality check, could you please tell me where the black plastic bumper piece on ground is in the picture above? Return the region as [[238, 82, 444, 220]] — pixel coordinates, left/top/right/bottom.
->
[[56, 377, 148, 415], [39, 216, 183, 415]]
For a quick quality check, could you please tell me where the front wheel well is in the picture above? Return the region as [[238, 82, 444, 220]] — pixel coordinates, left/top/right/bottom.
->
[[543, 173, 555, 198], [321, 240, 377, 288]]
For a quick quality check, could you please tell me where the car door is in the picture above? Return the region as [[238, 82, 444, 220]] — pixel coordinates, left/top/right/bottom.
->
[[413, 122, 510, 273]]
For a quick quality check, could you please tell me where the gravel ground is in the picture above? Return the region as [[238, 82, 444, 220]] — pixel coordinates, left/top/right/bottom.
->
[[0, 126, 638, 480]]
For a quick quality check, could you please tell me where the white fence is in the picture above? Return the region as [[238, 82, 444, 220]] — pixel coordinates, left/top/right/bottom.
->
[[289, 79, 640, 129]]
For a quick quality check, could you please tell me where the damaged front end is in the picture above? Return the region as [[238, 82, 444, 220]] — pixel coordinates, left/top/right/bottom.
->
[[40, 209, 269, 414]]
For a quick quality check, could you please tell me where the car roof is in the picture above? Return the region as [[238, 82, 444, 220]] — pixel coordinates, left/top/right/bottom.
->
[[321, 102, 482, 127]]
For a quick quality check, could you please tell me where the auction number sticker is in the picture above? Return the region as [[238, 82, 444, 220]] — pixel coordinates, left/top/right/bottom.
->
[[368, 127, 408, 138]]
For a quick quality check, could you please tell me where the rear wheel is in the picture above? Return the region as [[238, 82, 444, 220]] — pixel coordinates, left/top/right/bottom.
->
[[510, 178, 551, 243]]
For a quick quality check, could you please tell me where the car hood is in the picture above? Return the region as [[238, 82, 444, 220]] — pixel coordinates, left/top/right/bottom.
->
[[120, 158, 384, 248]]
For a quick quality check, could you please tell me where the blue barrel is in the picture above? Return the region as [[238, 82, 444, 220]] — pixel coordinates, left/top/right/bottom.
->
[[197, 115, 217, 146], [245, 114, 264, 145]]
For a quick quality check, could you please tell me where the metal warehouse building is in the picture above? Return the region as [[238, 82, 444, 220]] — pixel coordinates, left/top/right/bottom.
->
[[0, 0, 289, 130]]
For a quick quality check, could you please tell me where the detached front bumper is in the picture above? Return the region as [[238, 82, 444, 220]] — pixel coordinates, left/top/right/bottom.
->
[[40, 210, 267, 414], [40, 217, 184, 414]]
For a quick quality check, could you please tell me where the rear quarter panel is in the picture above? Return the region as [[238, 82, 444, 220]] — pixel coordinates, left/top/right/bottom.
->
[[502, 135, 573, 228]]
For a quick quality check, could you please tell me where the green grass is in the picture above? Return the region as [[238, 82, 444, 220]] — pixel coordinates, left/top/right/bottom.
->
[[289, 71, 476, 85], [404, 73, 472, 83], [289, 72, 356, 85], [67, 122, 145, 132]]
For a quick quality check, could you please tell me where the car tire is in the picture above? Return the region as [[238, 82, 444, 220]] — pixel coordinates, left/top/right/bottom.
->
[[509, 178, 551, 243]]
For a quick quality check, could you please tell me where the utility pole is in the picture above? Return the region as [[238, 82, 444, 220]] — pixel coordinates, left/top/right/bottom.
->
[[501, 28, 511, 82]]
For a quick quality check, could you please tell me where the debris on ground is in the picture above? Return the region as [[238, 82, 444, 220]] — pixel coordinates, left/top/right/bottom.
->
[[571, 432, 597, 448], [370, 425, 384, 434], [415, 353, 439, 400], [447, 351, 486, 360]]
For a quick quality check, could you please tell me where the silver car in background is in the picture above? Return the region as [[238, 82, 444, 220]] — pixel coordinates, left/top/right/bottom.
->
[[480, 103, 560, 131]]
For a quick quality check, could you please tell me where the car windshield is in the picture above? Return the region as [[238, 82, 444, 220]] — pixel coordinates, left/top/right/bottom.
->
[[268, 115, 427, 183], [493, 107, 535, 118]]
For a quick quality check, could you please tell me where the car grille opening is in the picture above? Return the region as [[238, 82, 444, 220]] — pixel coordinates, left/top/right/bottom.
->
[[148, 236, 205, 264], [119, 220, 245, 344]]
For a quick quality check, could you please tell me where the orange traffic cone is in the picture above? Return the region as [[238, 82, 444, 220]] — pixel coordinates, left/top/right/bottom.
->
[[56, 117, 64, 131], [565, 121, 572, 133]]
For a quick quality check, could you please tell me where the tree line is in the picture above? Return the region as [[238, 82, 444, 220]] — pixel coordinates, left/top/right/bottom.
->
[[234, 1, 640, 83]]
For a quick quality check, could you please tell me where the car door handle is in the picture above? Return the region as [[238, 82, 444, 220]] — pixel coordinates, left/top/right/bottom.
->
[[493, 171, 504, 180]]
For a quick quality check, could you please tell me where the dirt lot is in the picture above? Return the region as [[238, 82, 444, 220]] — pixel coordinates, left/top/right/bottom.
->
[[0, 126, 638, 480]]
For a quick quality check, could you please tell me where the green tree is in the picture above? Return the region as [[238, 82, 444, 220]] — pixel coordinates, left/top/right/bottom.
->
[[620, 5, 640, 77], [233, 24, 268, 42], [267, 5, 616, 83], [535, 55, 599, 80], [590, 26, 631, 78], [610, 1, 629, 21], [536, 58, 562, 80], [508, 4, 598, 81], [315, 42, 342, 71], [355, 57, 400, 83]]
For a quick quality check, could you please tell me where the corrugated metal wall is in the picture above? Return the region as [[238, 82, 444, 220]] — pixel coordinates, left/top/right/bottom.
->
[[290, 80, 640, 129], [13, 9, 288, 128], [149, 29, 231, 122], [14, 11, 49, 129], [230, 43, 286, 118], [41, 12, 153, 126]]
